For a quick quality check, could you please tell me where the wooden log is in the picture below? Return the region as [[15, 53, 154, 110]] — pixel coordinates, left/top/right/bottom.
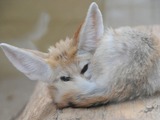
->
[[16, 82, 160, 120], [17, 26, 160, 120]]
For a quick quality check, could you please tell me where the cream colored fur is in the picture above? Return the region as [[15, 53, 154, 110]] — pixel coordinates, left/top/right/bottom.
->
[[1, 2, 160, 108]]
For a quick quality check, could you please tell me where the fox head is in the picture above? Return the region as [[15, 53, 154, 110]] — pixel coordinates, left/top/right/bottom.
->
[[0, 2, 104, 108]]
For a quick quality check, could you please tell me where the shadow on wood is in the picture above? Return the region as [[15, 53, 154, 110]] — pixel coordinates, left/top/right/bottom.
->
[[16, 26, 160, 120]]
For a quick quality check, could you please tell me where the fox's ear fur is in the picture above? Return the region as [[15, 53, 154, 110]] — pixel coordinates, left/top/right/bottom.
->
[[78, 2, 104, 54], [0, 43, 53, 82]]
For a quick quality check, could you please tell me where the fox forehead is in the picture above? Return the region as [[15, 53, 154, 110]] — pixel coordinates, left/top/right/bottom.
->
[[46, 38, 78, 67], [46, 23, 92, 68]]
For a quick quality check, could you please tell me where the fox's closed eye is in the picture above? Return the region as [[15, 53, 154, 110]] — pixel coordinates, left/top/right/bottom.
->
[[60, 76, 71, 81], [81, 64, 88, 74]]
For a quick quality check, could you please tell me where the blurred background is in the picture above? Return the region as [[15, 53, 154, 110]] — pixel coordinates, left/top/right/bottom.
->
[[0, 0, 160, 120]]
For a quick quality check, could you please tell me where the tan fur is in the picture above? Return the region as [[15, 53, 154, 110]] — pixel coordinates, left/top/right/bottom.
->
[[46, 23, 83, 68], [1, 3, 160, 109], [73, 23, 83, 44], [47, 38, 77, 67]]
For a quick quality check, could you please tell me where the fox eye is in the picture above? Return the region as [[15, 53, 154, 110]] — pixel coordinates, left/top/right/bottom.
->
[[81, 64, 88, 74], [60, 76, 71, 81]]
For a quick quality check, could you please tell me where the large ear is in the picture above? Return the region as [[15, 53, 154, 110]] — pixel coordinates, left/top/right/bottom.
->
[[0, 43, 53, 82], [78, 2, 104, 54]]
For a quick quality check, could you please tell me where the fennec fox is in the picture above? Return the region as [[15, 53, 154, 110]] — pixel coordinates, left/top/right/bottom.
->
[[1, 2, 160, 108]]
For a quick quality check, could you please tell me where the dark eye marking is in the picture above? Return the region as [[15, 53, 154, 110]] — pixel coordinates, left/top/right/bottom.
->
[[81, 64, 88, 74], [60, 76, 71, 81]]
